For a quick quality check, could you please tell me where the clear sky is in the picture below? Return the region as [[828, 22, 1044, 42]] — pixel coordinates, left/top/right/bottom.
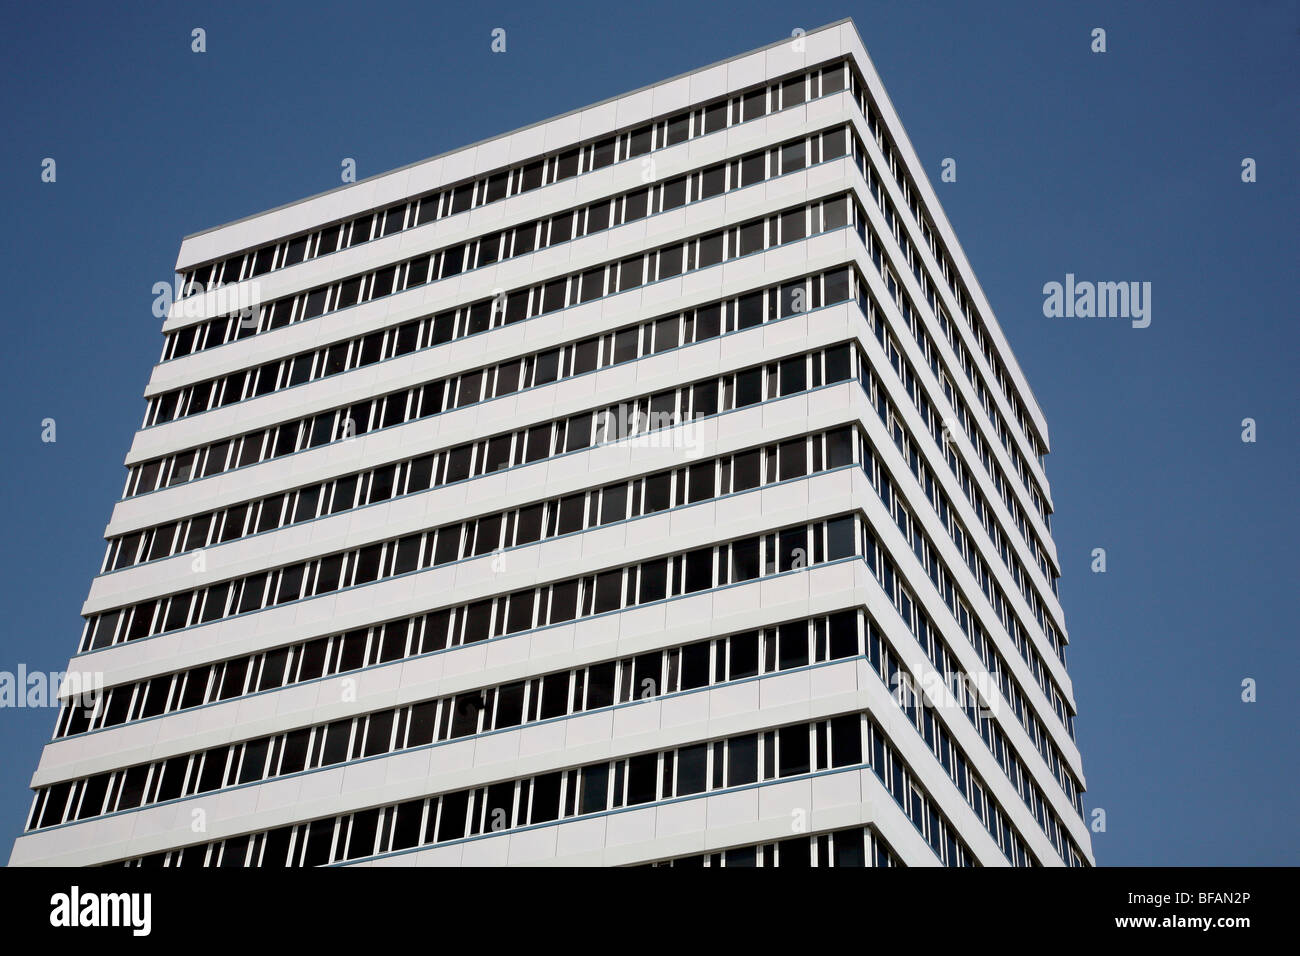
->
[[0, 0, 1295, 865]]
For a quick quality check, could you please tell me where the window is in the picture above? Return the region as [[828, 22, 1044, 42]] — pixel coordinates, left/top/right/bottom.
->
[[680, 642, 710, 690], [530, 773, 562, 824], [779, 725, 810, 777], [587, 663, 615, 709], [778, 440, 806, 480], [578, 269, 603, 302], [580, 763, 609, 815], [824, 196, 850, 231], [543, 216, 571, 250], [683, 548, 713, 593], [700, 165, 725, 200], [735, 368, 763, 407], [550, 581, 579, 623], [831, 715, 862, 766], [779, 357, 806, 396], [618, 258, 641, 292], [557, 494, 585, 535], [599, 483, 626, 524], [283, 235, 308, 266], [556, 148, 580, 179], [781, 76, 805, 108], [729, 734, 758, 785], [778, 623, 808, 670], [520, 160, 544, 192], [484, 172, 509, 203], [665, 114, 689, 146], [703, 101, 727, 133], [626, 754, 658, 805], [687, 462, 714, 503], [828, 611, 857, 660], [827, 516, 856, 560], [462, 601, 492, 644], [677, 744, 707, 795], [662, 176, 687, 209], [698, 232, 724, 268], [738, 221, 765, 257], [591, 138, 615, 170], [348, 215, 373, 247], [780, 209, 805, 243], [593, 571, 622, 614]]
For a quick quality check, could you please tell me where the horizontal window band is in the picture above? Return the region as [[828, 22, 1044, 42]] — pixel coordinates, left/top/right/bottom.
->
[[40, 613, 867, 825], [80, 415, 1087, 848], [113, 766, 896, 868], [169, 57, 1049, 535], [46, 584, 1087, 864], [105, 266, 859, 572], [171, 52, 1048, 533], [150, 124, 859, 425], [162, 141, 855, 362], [141, 177, 1065, 695], [635, 823, 905, 868], [89, 346, 1081, 807], [86, 345, 859, 647], [177, 61, 851, 291], [72, 434, 861, 731], [121, 254, 1071, 735], [126, 193, 857, 498], [92, 323, 1079, 816], [143, 169, 1066, 687], [101, 711, 1004, 869], [132, 236, 1067, 698]]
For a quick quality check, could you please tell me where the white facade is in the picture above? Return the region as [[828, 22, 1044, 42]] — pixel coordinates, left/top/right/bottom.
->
[[11, 19, 1092, 867]]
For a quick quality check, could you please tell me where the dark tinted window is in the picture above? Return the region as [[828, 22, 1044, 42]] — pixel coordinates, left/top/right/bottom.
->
[[677, 744, 707, 795], [590, 139, 615, 170], [626, 754, 658, 805], [779, 725, 810, 777], [683, 548, 712, 593]]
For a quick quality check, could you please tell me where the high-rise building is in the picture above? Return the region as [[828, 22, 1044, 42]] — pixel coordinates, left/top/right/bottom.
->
[[11, 19, 1091, 867]]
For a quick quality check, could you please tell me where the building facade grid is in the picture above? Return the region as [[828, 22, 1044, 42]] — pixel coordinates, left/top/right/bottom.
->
[[12, 19, 1091, 868]]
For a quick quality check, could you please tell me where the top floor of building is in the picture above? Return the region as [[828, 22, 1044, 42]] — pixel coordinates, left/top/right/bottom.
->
[[170, 19, 1054, 462]]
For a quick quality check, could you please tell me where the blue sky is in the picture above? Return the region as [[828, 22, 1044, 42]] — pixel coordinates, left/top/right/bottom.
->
[[0, 0, 1295, 864]]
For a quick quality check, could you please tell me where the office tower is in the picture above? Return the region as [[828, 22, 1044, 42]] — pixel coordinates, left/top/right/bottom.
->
[[12, 19, 1092, 867]]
